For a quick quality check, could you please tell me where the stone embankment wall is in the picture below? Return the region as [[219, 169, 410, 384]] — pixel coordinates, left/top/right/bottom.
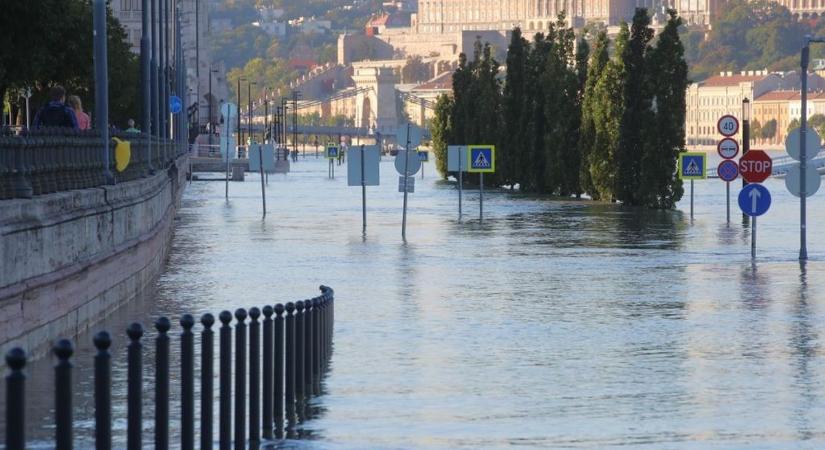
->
[[0, 154, 188, 356]]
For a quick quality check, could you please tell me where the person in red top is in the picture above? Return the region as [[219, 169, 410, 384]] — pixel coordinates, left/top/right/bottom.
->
[[67, 95, 91, 130]]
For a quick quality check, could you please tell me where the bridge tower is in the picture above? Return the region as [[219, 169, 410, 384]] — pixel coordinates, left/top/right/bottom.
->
[[353, 66, 399, 135]]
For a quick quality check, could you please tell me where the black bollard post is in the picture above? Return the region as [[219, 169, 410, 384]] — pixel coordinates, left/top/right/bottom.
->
[[94, 332, 112, 450], [5, 348, 26, 450], [274, 303, 285, 437], [248, 307, 261, 444], [155, 317, 171, 450], [284, 302, 296, 425], [295, 301, 305, 409], [319, 297, 326, 370], [54, 339, 74, 450], [219, 311, 233, 450], [201, 314, 215, 450], [312, 298, 321, 393], [127, 323, 144, 450], [304, 299, 313, 398], [262, 306, 274, 440], [234, 308, 248, 450], [181, 314, 195, 450]]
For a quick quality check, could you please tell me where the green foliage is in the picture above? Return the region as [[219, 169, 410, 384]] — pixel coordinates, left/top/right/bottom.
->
[[684, 0, 808, 80], [788, 117, 800, 132], [807, 114, 825, 138], [431, 94, 453, 177], [761, 118, 777, 139], [430, 10, 687, 208], [401, 56, 430, 84], [0, 0, 138, 128], [226, 58, 296, 104]]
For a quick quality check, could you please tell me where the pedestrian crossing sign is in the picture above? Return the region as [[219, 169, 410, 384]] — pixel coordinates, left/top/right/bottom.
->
[[679, 152, 706, 180], [326, 145, 339, 159], [467, 145, 495, 173]]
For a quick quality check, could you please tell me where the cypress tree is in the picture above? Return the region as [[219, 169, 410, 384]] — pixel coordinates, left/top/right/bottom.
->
[[589, 25, 627, 201], [524, 33, 550, 192], [616, 9, 655, 206], [502, 28, 529, 189], [642, 9, 687, 208], [579, 31, 609, 200]]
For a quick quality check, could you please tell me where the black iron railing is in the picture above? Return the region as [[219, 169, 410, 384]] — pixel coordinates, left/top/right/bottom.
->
[[0, 128, 188, 200], [4, 285, 335, 449]]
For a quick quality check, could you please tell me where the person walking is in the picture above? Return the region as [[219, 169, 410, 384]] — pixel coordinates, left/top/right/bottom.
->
[[67, 95, 91, 130], [32, 85, 78, 130]]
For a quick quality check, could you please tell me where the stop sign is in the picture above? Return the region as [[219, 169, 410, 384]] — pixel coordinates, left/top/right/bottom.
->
[[739, 150, 773, 183]]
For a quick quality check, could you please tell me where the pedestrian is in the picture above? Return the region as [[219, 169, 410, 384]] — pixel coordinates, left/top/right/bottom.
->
[[66, 95, 91, 130], [32, 85, 78, 130], [125, 119, 140, 133]]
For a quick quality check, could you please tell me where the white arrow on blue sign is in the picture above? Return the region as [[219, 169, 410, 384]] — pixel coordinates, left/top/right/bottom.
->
[[738, 184, 771, 217], [170, 96, 182, 114]]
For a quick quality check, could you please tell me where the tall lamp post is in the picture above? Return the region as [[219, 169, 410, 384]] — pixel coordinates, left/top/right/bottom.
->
[[247, 81, 256, 144], [741, 97, 751, 225], [237, 77, 245, 146], [208, 67, 219, 146]]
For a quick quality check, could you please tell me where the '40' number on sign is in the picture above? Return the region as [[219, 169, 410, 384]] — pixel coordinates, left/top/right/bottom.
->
[[718, 115, 739, 137]]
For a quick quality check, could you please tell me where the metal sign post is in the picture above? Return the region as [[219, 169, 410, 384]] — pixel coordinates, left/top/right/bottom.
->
[[467, 145, 495, 221], [448, 146, 466, 219], [361, 145, 366, 233], [402, 124, 411, 239], [220, 103, 237, 201], [257, 145, 266, 217], [738, 184, 771, 259], [678, 152, 707, 221]]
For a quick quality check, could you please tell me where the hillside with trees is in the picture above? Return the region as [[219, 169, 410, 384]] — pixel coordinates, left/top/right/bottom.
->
[[683, 0, 825, 80]]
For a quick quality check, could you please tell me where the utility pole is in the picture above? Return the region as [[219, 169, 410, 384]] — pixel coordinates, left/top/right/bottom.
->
[[237, 78, 244, 145], [195, 0, 200, 128], [292, 90, 301, 158], [248, 81, 256, 144], [93, 0, 113, 183]]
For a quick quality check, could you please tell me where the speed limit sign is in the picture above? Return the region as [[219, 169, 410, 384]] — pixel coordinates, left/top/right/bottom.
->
[[717, 137, 739, 159], [717, 115, 739, 137]]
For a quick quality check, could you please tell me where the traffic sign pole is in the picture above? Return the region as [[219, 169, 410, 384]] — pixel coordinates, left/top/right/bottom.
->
[[480, 173, 484, 221], [726, 182, 730, 225], [402, 123, 411, 240], [801, 44, 810, 260], [690, 180, 694, 220], [361, 144, 366, 234], [752, 216, 757, 258], [458, 153, 463, 219]]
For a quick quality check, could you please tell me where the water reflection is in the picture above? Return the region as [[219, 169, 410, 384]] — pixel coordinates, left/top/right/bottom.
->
[[5, 160, 825, 449]]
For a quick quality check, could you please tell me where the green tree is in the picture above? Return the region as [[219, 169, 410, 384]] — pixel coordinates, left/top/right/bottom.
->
[[616, 9, 655, 206], [402, 56, 431, 84], [761, 118, 777, 139], [641, 9, 686, 209], [501, 27, 529, 188], [589, 24, 627, 201], [431, 94, 453, 177], [788, 117, 800, 133], [579, 31, 609, 199]]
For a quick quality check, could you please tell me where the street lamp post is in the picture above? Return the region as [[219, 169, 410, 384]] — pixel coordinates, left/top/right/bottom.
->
[[208, 67, 218, 146], [237, 78, 245, 146], [247, 81, 256, 144]]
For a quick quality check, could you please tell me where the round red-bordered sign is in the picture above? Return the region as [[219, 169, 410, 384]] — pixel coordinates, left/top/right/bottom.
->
[[718, 115, 740, 137], [717, 159, 739, 182], [717, 137, 739, 159]]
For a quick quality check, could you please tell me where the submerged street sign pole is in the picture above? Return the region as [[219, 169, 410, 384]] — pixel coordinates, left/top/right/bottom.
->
[[468, 145, 495, 221], [361, 144, 366, 233], [678, 152, 707, 220], [402, 123, 411, 239]]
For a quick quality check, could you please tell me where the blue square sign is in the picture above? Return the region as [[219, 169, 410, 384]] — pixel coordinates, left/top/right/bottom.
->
[[679, 152, 706, 180], [467, 145, 495, 173]]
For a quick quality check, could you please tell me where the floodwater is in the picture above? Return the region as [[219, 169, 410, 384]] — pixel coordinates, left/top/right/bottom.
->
[[7, 152, 825, 449]]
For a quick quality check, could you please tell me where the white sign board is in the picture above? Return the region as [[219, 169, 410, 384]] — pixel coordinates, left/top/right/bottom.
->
[[220, 135, 237, 162], [785, 127, 821, 162], [447, 145, 468, 172], [220, 102, 238, 163], [394, 150, 422, 176], [248, 144, 275, 172], [398, 176, 415, 193], [347, 145, 381, 186], [785, 163, 822, 197], [397, 124, 422, 148]]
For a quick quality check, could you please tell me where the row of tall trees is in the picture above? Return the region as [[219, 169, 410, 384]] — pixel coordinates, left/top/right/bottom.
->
[[431, 9, 688, 208]]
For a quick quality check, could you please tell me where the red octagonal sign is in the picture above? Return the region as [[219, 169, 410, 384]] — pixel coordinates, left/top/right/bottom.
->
[[739, 150, 772, 183]]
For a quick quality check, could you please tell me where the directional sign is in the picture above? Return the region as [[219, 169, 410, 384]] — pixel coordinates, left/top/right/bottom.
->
[[394, 150, 422, 176], [718, 115, 739, 137], [398, 176, 415, 193], [248, 144, 275, 172], [738, 183, 771, 217], [347, 145, 380, 186], [678, 152, 706, 180], [785, 163, 821, 198], [785, 127, 821, 162], [739, 150, 772, 183], [170, 95, 182, 114], [717, 138, 739, 159], [467, 145, 495, 173], [326, 145, 339, 159], [717, 159, 739, 182], [418, 151, 429, 162], [447, 145, 467, 172]]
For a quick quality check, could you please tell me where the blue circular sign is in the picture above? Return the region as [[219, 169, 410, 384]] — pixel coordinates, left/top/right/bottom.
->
[[738, 184, 771, 217], [717, 160, 739, 182], [169, 95, 182, 114]]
